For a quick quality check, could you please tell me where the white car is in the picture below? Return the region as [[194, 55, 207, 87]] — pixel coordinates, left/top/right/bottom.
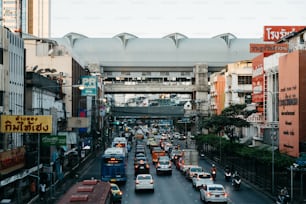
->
[[135, 174, 154, 192], [199, 184, 228, 204], [192, 172, 213, 190]]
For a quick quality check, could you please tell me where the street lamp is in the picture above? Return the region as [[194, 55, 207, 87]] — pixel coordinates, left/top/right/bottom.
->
[[37, 83, 84, 195]]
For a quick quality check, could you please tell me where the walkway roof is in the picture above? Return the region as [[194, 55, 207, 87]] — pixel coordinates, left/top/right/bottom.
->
[[52, 32, 264, 68]]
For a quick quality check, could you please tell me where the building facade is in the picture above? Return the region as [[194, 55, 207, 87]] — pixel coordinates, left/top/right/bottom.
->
[[1, 0, 50, 38]]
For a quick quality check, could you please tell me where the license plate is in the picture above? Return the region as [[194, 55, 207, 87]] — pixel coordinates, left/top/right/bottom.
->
[[111, 179, 116, 182], [215, 195, 220, 197], [140, 166, 144, 169]]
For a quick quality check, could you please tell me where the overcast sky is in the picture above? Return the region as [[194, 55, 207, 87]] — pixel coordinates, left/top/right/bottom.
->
[[51, 0, 306, 38]]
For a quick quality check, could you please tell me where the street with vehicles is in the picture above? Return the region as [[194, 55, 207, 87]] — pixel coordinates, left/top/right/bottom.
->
[[52, 132, 275, 204]]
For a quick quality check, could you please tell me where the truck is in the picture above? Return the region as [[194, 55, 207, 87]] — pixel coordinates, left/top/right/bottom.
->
[[178, 149, 199, 174]]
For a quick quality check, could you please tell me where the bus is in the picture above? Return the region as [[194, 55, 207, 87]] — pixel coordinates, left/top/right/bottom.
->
[[101, 147, 127, 183], [56, 179, 112, 204]]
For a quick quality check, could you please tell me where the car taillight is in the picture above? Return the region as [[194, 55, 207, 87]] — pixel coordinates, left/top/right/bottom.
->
[[119, 191, 123, 195], [135, 165, 138, 168], [150, 180, 154, 184], [224, 192, 228, 197], [136, 181, 139, 184], [206, 192, 211, 197], [146, 164, 150, 168]]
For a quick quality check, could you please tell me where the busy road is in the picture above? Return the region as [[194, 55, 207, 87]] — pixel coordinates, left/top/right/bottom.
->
[[77, 137, 274, 204]]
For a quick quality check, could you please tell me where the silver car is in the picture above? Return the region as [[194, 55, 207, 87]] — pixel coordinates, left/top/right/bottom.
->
[[135, 174, 154, 192], [199, 184, 228, 203]]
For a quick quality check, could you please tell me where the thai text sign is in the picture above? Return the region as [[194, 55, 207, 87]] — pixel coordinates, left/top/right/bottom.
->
[[250, 43, 288, 53], [263, 26, 306, 41], [0, 115, 52, 133], [42, 135, 66, 146], [81, 75, 97, 96]]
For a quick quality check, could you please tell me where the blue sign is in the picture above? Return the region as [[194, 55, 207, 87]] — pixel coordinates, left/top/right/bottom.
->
[[81, 76, 97, 96]]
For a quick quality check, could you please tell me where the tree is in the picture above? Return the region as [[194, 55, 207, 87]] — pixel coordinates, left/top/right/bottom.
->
[[202, 104, 251, 142]]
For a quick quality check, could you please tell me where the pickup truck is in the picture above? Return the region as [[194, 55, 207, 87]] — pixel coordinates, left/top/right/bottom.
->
[[152, 149, 166, 164]]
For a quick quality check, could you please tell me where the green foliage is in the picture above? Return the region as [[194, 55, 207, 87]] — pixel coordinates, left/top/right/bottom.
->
[[197, 134, 295, 169]]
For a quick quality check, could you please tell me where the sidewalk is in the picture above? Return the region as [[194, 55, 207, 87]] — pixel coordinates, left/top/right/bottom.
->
[[27, 151, 97, 204]]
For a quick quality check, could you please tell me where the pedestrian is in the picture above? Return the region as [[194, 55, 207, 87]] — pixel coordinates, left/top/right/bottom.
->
[[39, 182, 46, 200], [30, 180, 36, 198]]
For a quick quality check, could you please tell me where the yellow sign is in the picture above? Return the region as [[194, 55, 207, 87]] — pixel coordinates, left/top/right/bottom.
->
[[0, 115, 52, 133]]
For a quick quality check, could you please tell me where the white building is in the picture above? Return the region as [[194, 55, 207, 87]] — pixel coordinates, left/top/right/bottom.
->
[[0, 26, 24, 150]]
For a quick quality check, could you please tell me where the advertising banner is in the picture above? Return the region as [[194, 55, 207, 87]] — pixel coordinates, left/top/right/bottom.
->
[[81, 76, 97, 96], [0, 115, 52, 133], [263, 26, 306, 41], [252, 54, 264, 103]]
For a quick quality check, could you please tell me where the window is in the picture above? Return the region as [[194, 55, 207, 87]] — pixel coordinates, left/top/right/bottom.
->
[[0, 48, 3, 64], [238, 76, 252, 85]]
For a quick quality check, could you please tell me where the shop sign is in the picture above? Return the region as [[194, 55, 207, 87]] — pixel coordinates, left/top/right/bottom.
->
[[0, 147, 25, 174], [250, 43, 288, 53], [0, 115, 52, 133], [263, 26, 306, 41], [41, 135, 66, 146]]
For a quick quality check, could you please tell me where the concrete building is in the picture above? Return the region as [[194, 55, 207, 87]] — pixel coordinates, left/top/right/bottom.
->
[[1, 0, 50, 38], [0, 26, 24, 150]]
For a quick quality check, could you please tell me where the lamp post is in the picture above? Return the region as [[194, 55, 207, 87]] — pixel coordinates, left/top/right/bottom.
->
[[265, 89, 278, 195], [37, 83, 84, 196]]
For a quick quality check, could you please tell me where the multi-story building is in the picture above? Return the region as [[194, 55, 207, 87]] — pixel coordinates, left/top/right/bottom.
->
[[1, 0, 50, 38]]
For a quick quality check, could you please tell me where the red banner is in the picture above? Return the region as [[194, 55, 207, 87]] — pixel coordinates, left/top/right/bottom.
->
[[250, 43, 288, 53]]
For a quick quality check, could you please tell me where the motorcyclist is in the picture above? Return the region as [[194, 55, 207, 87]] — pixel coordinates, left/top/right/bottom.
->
[[278, 187, 289, 203], [224, 165, 230, 173], [232, 171, 240, 183], [211, 164, 217, 173]]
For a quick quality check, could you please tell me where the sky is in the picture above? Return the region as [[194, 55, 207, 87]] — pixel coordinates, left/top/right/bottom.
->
[[51, 0, 306, 39]]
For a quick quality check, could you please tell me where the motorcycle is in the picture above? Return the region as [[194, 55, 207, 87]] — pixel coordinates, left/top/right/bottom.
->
[[276, 193, 290, 204], [224, 169, 231, 182], [211, 170, 217, 181], [232, 175, 241, 190], [199, 152, 205, 160]]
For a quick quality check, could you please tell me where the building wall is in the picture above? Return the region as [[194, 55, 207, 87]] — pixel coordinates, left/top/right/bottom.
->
[[278, 50, 306, 157]]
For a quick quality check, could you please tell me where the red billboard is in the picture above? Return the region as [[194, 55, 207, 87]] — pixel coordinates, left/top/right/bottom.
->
[[263, 26, 306, 42], [252, 54, 264, 103]]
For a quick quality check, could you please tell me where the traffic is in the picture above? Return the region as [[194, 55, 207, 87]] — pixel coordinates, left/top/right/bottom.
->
[[57, 124, 274, 204]]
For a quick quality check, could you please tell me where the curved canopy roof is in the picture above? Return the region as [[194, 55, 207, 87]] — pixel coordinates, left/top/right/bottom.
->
[[53, 32, 264, 68]]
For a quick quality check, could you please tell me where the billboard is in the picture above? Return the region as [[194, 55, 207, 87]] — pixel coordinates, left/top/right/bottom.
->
[[0, 115, 52, 133], [263, 26, 306, 42], [252, 54, 264, 104], [250, 43, 288, 53], [81, 76, 97, 96]]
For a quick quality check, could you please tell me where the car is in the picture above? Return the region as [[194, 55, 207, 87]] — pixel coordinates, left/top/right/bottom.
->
[[199, 184, 229, 204], [110, 183, 123, 203], [135, 174, 154, 192], [134, 160, 150, 176], [156, 156, 172, 175], [192, 172, 213, 190]]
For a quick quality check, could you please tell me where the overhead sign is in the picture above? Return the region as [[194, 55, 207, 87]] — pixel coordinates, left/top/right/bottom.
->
[[250, 43, 288, 53], [81, 76, 98, 96], [263, 26, 306, 41], [0, 115, 52, 133], [42, 135, 66, 146]]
